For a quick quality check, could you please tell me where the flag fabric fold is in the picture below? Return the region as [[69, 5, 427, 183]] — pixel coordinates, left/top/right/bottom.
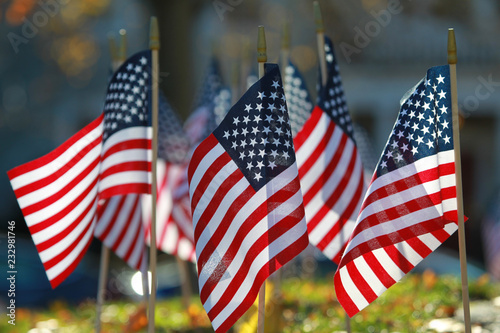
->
[[294, 36, 365, 263], [188, 63, 309, 333], [334, 65, 460, 317], [7, 50, 153, 288]]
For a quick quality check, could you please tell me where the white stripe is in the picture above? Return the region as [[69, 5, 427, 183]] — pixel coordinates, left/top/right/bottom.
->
[[98, 170, 150, 194], [16, 144, 101, 209], [191, 161, 239, 227], [94, 198, 119, 237], [197, 164, 299, 289], [307, 144, 361, 243], [116, 197, 142, 258], [365, 150, 455, 195], [338, 265, 369, 312], [10, 119, 103, 190], [353, 255, 387, 296], [106, 195, 137, 245], [209, 212, 306, 327], [101, 126, 152, 157], [393, 240, 423, 267], [189, 143, 226, 201], [45, 217, 96, 281], [295, 112, 331, 167], [372, 247, 405, 281]]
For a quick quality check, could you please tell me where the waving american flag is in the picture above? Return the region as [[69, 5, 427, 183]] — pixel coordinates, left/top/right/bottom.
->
[[334, 65, 460, 317], [188, 63, 308, 332], [294, 37, 365, 263], [8, 51, 152, 288]]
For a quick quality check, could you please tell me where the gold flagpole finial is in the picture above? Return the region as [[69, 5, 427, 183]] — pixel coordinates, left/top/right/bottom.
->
[[448, 28, 457, 65], [313, 1, 324, 33], [150, 16, 160, 50], [118, 29, 127, 63], [257, 25, 267, 64]]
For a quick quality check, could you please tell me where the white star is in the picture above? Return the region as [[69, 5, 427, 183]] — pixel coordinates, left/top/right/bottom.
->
[[253, 115, 262, 123], [422, 102, 430, 111], [257, 91, 266, 100], [260, 137, 269, 145], [395, 154, 404, 162], [422, 125, 430, 135], [243, 116, 250, 124], [262, 126, 271, 134], [127, 63, 133, 71], [401, 143, 409, 152], [256, 104, 263, 111], [246, 162, 253, 170], [140, 57, 147, 65], [426, 115, 434, 124], [443, 135, 451, 144], [245, 104, 252, 112], [406, 132, 414, 141], [267, 104, 276, 112], [438, 90, 446, 99], [270, 92, 278, 100], [241, 128, 249, 136], [425, 139, 434, 149], [248, 150, 256, 159], [409, 110, 416, 118], [275, 127, 283, 136], [436, 74, 445, 84], [411, 146, 418, 154], [132, 86, 140, 94], [270, 150, 279, 158], [416, 136, 424, 145], [284, 140, 291, 149], [440, 105, 448, 114], [272, 80, 280, 89], [251, 127, 259, 135], [249, 138, 257, 146], [282, 151, 290, 159], [124, 115, 132, 123], [397, 130, 405, 139], [273, 138, 281, 146], [265, 114, 273, 123], [232, 141, 238, 149], [417, 113, 425, 121], [385, 150, 393, 159], [277, 115, 285, 124], [279, 104, 286, 112], [412, 123, 420, 132], [254, 172, 262, 181], [441, 120, 449, 129], [232, 129, 239, 137], [233, 117, 240, 126], [380, 160, 388, 169], [258, 150, 265, 158], [268, 161, 277, 170], [391, 141, 398, 149], [241, 140, 248, 148], [403, 121, 410, 129], [427, 92, 434, 101], [256, 160, 265, 169], [432, 84, 437, 92], [134, 65, 142, 73]]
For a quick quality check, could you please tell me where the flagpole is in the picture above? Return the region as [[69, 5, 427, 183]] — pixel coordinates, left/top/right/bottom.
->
[[94, 32, 126, 333], [280, 21, 290, 76], [257, 25, 267, 333], [148, 16, 160, 333], [448, 28, 471, 333], [314, 1, 327, 87]]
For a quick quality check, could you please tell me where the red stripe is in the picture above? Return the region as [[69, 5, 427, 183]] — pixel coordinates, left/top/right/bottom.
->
[[339, 217, 449, 267], [100, 138, 151, 162], [20, 157, 100, 216], [36, 193, 97, 253], [99, 161, 151, 182], [193, 169, 244, 242], [48, 223, 95, 289], [199, 177, 302, 304], [195, 185, 254, 275], [190, 153, 232, 214], [122, 196, 142, 264], [361, 162, 455, 211], [28, 176, 98, 235], [42, 209, 95, 271], [7, 115, 103, 180], [96, 196, 127, 241], [345, 257, 377, 303], [188, 134, 218, 185], [333, 267, 359, 318], [111, 196, 139, 253], [362, 251, 395, 289], [350, 186, 457, 242], [305, 137, 352, 229], [207, 207, 307, 328], [100, 183, 150, 199], [384, 244, 414, 274], [12, 136, 101, 198], [314, 165, 364, 260], [293, 107, 323, 151], [298, 119, 336, 184], [406, 235, 432, 259]]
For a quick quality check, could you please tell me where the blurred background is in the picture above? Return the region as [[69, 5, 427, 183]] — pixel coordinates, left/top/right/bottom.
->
[[1, 0, 500, 309]]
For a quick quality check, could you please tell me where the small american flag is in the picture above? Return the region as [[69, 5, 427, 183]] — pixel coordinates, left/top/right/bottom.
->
[[334, 65, 460, 317], [294, 37, 365, 263], [188, 63, 308, 333], [7, 50, 152, 288]]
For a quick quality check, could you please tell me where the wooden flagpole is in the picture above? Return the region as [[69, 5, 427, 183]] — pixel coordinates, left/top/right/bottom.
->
[[94, 31, 127, 333], [313, 3, 352, 332], [314, 1, 327, 87], [448, 28, 472, 333], [257, 25, 267, 333], [148, 16, 160, 333]]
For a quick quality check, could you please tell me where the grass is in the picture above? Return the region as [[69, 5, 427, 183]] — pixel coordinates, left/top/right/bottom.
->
[[3, 271, 499, 333]]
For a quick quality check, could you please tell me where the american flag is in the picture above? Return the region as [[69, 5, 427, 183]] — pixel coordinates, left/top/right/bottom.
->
[[188, 63, 309, 333], [185, 58, 232, 145], [334, 65, 460, 317], [284, 60, 313, 137], [294, 37, 365, 263], [7, 50, 152, 288]]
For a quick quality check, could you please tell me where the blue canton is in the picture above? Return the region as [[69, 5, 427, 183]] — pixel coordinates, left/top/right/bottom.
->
[[284, 60, 313, 137], [213, 64, 295, 192], [103, 51, 151, 141], [317, 36, 353, 140], [377, 65, 453, 176]]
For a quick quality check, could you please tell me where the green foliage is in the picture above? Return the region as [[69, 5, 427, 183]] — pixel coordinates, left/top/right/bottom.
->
[[2, 273, 499, 333]]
